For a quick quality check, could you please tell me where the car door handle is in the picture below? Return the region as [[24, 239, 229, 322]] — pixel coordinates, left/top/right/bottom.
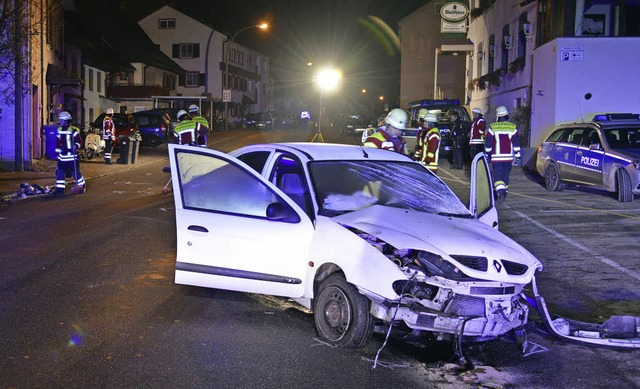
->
[[576, 150, 583, 156], [188, 225, 209, 233]]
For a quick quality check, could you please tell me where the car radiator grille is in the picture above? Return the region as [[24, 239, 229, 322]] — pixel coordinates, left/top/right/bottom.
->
[[501, 260, 528, 275], [451, 255, 488, 271]]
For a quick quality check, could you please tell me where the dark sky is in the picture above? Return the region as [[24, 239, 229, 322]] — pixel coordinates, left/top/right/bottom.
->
[[119, 0, 430, 113]]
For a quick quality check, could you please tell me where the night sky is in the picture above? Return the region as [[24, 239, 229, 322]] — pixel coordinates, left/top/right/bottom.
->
[[99, 0, 430, 115]]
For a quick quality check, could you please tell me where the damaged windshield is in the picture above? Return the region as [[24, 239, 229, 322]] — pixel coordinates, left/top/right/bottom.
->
[[309, 160, 470, 217]]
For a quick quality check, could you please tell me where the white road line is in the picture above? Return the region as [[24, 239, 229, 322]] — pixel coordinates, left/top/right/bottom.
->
[[511, 208, 640, 282]]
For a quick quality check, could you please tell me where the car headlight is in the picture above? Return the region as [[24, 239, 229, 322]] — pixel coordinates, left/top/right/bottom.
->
[[415, 251, 472, 281]]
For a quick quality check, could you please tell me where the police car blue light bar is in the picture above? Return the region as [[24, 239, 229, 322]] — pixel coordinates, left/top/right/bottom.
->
[[592, 113, 640, 121]]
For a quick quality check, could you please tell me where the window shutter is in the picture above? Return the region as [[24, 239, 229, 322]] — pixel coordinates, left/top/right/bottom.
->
[[172, 44, 179, 58], [178, 73, 185, 86], [199, 73, 206, 86], [193, 44, 200, 58]]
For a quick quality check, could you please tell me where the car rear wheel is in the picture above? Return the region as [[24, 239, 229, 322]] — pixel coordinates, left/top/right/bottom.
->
[[615, 168, 633, 202], [314, 273, 373, 348], [544, 162, 563, 191], [146, 134, 162, 148]]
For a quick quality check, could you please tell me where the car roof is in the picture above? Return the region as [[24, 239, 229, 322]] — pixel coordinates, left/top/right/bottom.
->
[[234, 142, 414, 162]]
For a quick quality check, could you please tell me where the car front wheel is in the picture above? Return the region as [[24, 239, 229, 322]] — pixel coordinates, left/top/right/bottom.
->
[[314, 274, 373, 348], [544, 162, 563, 191], [615, 168, 633, 202]]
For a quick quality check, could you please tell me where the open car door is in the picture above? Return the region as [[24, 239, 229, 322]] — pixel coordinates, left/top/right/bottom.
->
[[168, 144, 314, 298], [469, 152, 498, 228]]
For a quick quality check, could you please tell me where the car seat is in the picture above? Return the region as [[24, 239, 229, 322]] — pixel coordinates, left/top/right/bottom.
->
[[280, 173, 310, 215]]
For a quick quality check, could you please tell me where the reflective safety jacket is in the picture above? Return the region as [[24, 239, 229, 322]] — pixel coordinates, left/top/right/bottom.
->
[[173, 119, 208, 146], [102, 116, 116, 140], [55, 125, 83, 162], [363, 128, 408, 155], [485, 121, 521, 163], [192, 115, 209, 128], [469, 117, 486, 145], [421, 127, 441, 172]]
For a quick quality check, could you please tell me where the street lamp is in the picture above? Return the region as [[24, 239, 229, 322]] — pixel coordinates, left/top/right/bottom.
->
[[223, 22, 268, 131], [312, 67, 341, 142]]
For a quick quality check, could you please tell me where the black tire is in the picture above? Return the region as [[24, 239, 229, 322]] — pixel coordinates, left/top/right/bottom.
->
[[314, 274, 373, 348], [544, 162, 563, 191], [86, 149, 95, 160], [146, 135, 162, 148], [616, 168, 633, 202]]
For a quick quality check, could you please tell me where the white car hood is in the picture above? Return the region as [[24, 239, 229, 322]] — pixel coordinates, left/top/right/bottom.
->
[[332, 205, 541, 282]]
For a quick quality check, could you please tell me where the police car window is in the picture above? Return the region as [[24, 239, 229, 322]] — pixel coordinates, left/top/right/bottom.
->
[[546, 129, 566, 143], [581, 129, 600, 146], [565, 129, 584, 145]]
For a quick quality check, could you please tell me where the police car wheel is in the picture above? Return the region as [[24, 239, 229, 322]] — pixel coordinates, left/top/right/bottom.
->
[[615, 169, 633, 203], [544, 163, 563, 191]]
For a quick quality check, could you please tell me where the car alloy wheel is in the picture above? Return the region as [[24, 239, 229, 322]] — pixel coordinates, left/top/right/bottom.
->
[[544, 162, 563, 191], [616, 168, 633, 202]]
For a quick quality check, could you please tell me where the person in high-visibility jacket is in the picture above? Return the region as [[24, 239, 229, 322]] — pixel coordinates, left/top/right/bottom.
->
[[363, 108, 408, 155], [102, 108, 116, 164], [469, 107, 486, 159], [173, 110, 208, 147], [54, 111, 86, 195], [485, 106, 521, 203], [418, 113, 441, 173]]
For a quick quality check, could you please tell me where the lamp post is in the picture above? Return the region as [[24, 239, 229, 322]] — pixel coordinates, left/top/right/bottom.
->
[[223, 23, 268, 131], [312, 68, 341, 142]]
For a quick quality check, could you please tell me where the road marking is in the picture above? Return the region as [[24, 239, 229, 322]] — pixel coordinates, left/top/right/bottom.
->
[[510, 207, 640, 282], [523, 341, 549, 357]]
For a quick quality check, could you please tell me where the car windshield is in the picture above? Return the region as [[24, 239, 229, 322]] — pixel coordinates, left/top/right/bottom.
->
[[602, 127, 640, 149], [309, 160, 470, 217]]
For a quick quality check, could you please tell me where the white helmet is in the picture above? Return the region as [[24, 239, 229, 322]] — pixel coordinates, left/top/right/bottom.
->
[[418, 108, 428, 120], [58, 111, 72, 122], [177, 110, 189, 121], [106, 108, 114, 115], [424, 113, 438, 123], [384, 108, 408, 130], [496, 106, 509, 118], [188, 104, 199, 114], [472, 107, 483, 115]]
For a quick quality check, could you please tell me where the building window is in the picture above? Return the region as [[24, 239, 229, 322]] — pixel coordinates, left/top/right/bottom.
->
[[97, 72, 102, 93], [488, 35, 495, 73], [185, 72, 199, 87], [172, 43, 200, 59], [88, 68, 94, 91], [501, 24, 510, 70], [476, 42, 483, 77], [158, 19, 176, 29], [518, 13, 528, 63]]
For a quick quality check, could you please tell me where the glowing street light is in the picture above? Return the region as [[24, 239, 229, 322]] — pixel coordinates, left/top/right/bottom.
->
[[312, 68, 342, 142], [223, 22, 268, 130]]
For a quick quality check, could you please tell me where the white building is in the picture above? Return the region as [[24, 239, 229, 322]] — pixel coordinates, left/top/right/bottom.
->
[[139, 5, 272, 128]]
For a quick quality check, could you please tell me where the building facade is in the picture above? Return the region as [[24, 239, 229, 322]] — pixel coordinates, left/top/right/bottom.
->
[[139, 5, 272, 128]]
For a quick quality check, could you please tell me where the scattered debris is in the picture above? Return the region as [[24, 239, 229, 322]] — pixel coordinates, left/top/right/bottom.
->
[[1, 182, 54, 204]]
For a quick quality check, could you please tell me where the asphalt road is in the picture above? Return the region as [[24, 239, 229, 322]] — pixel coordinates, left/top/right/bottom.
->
[[1, 127, 639, 388]]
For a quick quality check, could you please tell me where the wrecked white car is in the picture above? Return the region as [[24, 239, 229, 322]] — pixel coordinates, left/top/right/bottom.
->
[[168, 143, 543, 348]]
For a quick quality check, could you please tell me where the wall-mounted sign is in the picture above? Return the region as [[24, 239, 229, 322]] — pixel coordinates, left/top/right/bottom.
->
[[441, 20, 467, 33], [440, 2, 469, 23]]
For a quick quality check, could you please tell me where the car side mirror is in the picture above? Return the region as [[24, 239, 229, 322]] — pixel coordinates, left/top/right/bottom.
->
[[589, 143, 601, 151], [266, 202, 299, 222]]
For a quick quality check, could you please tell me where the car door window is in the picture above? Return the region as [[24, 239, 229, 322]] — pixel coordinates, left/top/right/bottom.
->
[[236, 151, 271, 174], [176, 151, 280, 218]]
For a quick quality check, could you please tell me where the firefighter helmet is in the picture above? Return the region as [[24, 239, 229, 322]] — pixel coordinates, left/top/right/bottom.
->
[[418, 108, 428, 120], [177, 110, 189, 121], [384, 109, 408, 130], [188, 104, 200, 114], [58, 111, 72, 122], [424, 113, 438, 123], [106, 108, 114, 115], [496, 106, 509, 118], [472, 107, 483, 115]]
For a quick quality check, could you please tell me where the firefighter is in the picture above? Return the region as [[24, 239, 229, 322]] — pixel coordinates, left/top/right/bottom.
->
[[173, 110, 208, 147], [485, 106, 521, 203], [419, 113, 441, 173], [414, 108, 429, 160], [469, 107, 486, 159], [363, 108, 409, 155], [188, 104, 209, 127], [54, 111, 86, 196], [102, 108, 116, 164]]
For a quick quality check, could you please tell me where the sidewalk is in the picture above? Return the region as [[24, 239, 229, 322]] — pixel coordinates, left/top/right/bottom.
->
[[0, 148, 166, 204]]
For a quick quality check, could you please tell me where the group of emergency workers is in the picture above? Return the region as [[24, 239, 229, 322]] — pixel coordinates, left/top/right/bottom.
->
[[52, 104, 210, 196], [363, 105, 520, 203]]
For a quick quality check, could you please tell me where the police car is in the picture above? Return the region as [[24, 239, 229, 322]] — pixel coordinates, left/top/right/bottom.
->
[[536, 113, 640, 202]]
